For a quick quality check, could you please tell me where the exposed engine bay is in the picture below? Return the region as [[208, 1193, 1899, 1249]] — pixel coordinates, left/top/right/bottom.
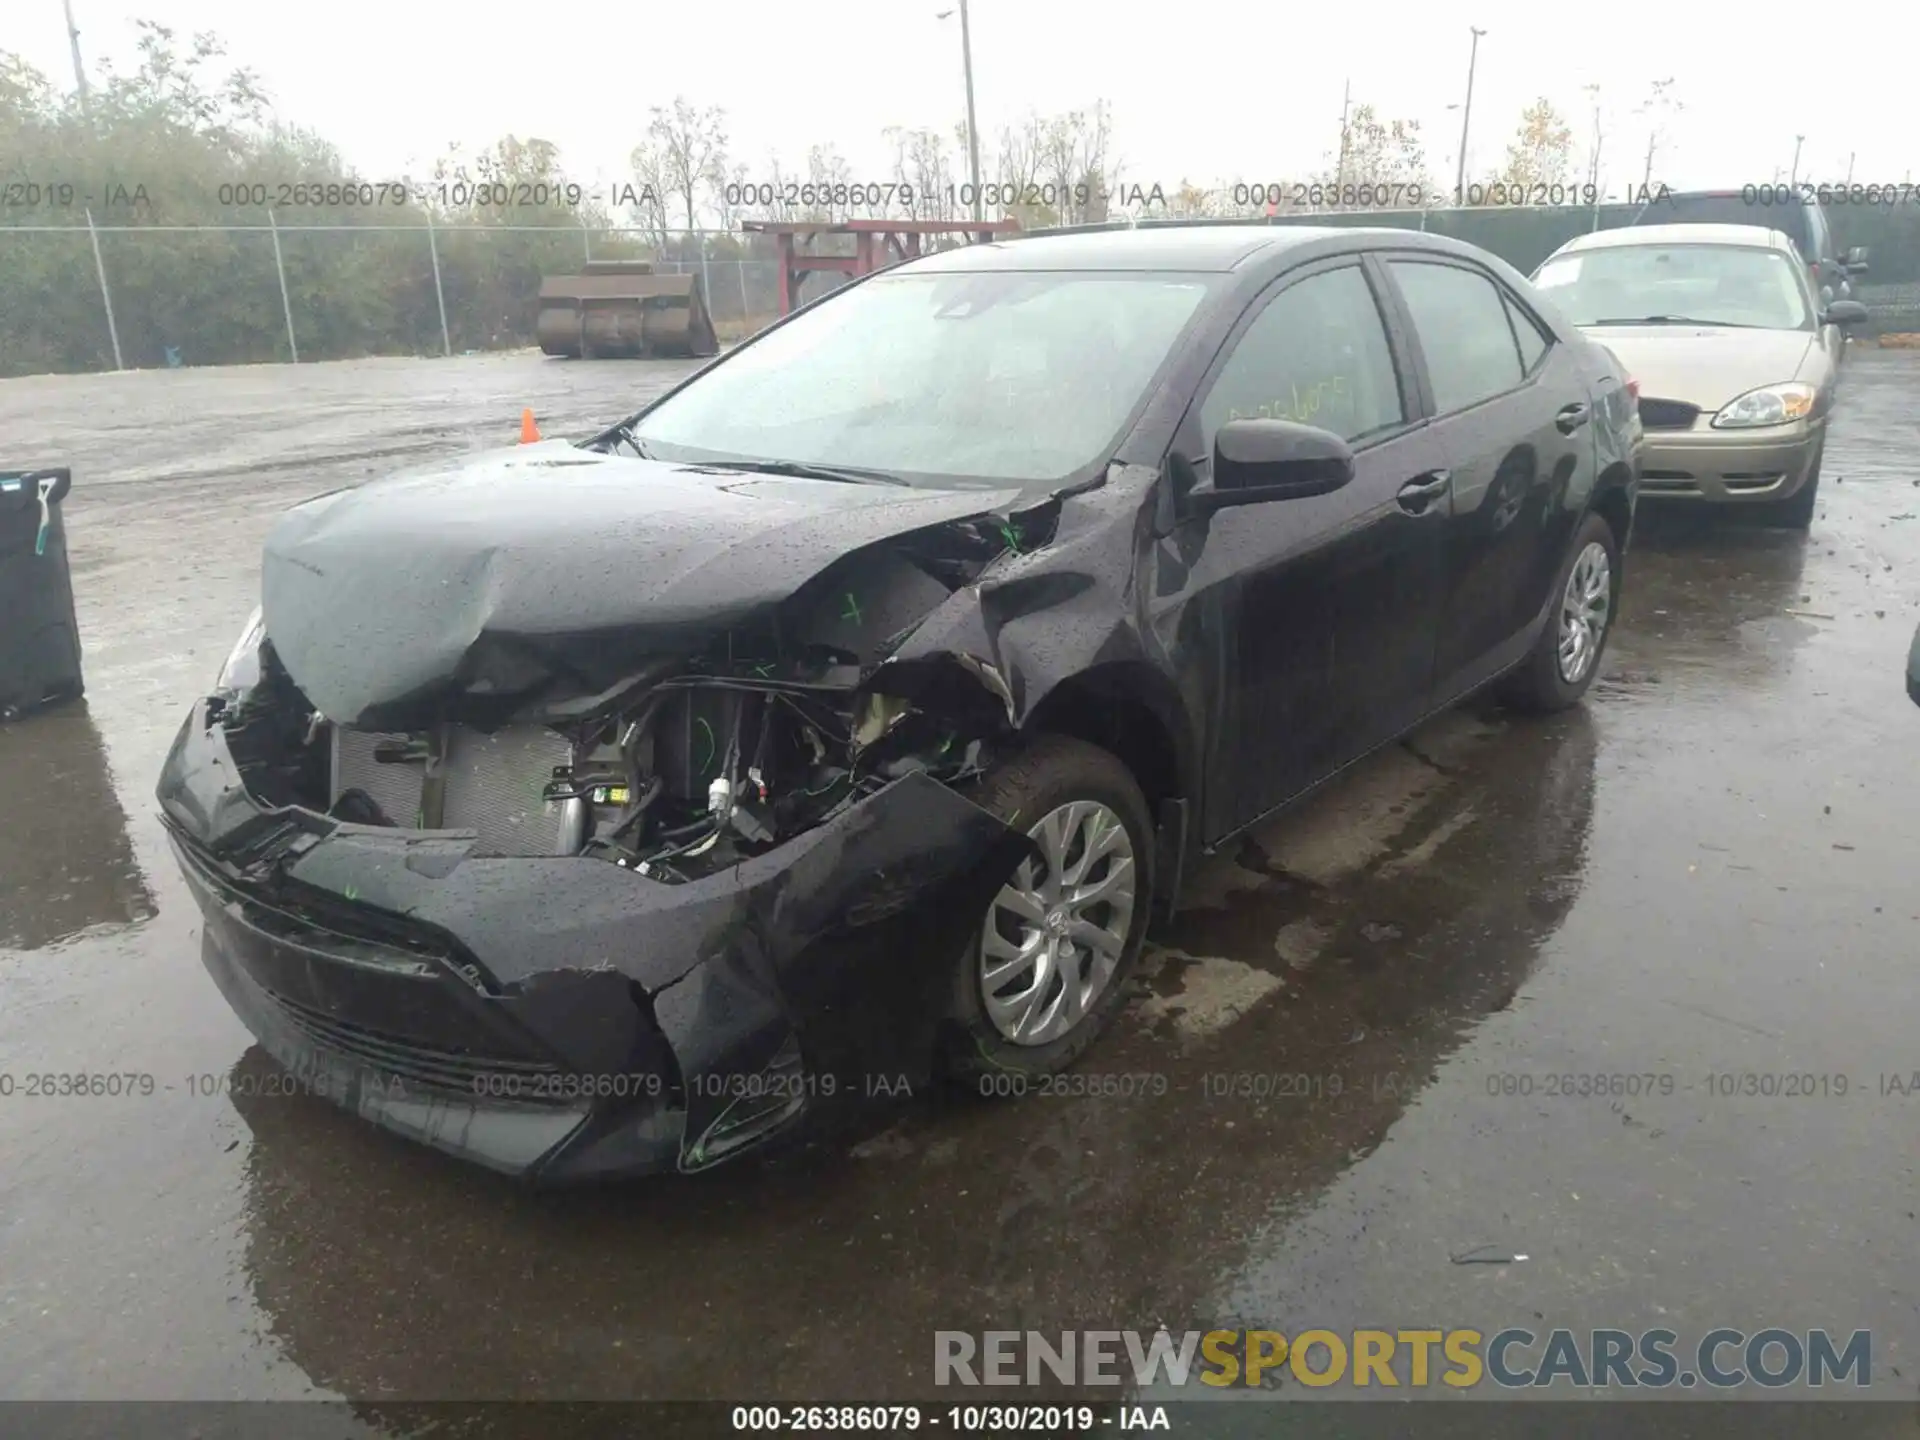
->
[[212, 509, 1053, 883]]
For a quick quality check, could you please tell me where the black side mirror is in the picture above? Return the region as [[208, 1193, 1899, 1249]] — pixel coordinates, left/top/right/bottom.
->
[[1194, 420, 1355, 512], [1822, 300, 1870, 327]]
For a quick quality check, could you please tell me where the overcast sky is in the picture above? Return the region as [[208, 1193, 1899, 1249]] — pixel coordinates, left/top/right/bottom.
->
[[9, 0, 1917, 210]]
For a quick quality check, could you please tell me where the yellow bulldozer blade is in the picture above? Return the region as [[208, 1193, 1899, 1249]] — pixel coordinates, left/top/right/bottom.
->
[[536, 261, 719, 360]]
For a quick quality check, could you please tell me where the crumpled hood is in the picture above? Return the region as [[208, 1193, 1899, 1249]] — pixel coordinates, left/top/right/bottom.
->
[[260, 441, 1021, 727]]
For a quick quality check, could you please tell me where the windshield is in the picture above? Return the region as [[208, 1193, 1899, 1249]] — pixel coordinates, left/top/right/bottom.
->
[[1532, 244, 1814, 332], [627, 269, 1213, 486]]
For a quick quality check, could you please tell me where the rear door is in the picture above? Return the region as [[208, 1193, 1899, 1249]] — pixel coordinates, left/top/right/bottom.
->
[[1377, 255, 1597, 705], [1806, 202, 1838, 297], [1173, 258, 1448, 837]]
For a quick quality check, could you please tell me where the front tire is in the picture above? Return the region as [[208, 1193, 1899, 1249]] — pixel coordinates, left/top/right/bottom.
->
[[1498, 510, 1620, 714], [941, 735, 1154, 1083]]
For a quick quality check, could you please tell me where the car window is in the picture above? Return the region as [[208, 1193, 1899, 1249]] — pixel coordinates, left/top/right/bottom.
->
[[1643, 195, 1774, 228], [630, 270, 1213, 486], [1197, 265, 1404, 450], [1504, 293, 1551, 374], [1387, 260, 1525, 413], [1639, 194, 1817, 264], [1532, 243, 1814, 331], [1808, 205, 1830, 260]]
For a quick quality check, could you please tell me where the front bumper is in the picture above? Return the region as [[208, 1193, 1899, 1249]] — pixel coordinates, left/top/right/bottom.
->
[[159, 700, 1030, 1181], [1636, 419, 1823, 504]]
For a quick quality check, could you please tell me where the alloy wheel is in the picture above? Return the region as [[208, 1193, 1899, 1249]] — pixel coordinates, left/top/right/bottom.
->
[[1557, 540, 1612, 685], [978, 800, 1137, 1047]]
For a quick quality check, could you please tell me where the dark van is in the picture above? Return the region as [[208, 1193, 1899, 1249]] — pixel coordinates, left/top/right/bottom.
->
[[1629, 188, 1868, 315]]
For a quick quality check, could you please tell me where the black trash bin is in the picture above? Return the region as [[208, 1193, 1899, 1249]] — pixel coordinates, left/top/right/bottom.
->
[[0, 467, 85, 720]]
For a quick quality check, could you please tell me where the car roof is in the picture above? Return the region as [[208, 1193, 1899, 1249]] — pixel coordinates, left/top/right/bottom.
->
[[894, 223, 1454, 274], [1658, 187, 1805, 201], [1552, 223, 1800, 257]]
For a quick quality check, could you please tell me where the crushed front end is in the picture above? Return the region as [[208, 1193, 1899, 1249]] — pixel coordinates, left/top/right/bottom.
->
[[159, 508, 1048, 1181]]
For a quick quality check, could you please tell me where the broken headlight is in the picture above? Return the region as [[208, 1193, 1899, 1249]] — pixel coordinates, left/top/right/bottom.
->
[[216, 607, 266, 694]]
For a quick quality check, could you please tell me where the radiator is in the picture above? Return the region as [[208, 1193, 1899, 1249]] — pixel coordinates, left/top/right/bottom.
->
[[330, 725, 577, 855]]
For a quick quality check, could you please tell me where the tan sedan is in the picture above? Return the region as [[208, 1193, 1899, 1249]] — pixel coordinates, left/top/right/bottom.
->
[[1531, 223, 1869, 528]]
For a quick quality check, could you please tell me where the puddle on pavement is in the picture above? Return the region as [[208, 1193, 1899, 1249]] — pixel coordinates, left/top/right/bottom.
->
[[0, 699, 157, 954]]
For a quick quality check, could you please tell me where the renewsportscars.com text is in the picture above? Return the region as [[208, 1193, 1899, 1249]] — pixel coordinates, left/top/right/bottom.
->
[[935, 1327, 1872, 1390]]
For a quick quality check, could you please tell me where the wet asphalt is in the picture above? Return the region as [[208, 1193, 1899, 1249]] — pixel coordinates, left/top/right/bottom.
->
[[1, 350, 1918, 1415]]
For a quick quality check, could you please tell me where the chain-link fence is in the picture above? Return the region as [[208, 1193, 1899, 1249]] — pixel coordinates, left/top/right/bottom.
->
[[6, 200, 1919, 377], [0, 222, 794, 376]]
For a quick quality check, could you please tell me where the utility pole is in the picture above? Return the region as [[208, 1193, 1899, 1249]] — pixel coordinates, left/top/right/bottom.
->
[[63, 0, 91, 120], [1454, 27, 1486, 206], [1637, 77, 1675, 195], [1790, 135, 1804, 187], [1583, 83, 1604, 231], [1335, 78, 1352, 193], [1846, 152, 1855, 183], [1582, 84, 1603, 188], [958, 0, 983, 224]]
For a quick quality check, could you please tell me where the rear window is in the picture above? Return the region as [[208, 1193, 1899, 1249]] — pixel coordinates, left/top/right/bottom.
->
[[1635, 194, 1812, 259]]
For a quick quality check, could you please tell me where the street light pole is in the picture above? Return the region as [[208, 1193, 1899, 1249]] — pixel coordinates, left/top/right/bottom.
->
[[958, 0, 983, 224], [1454, 26, 1486, 206], [1790, 135, 1805, 187]]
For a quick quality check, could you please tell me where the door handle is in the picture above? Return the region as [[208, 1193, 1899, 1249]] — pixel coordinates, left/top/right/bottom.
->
[[1556, 402, 1591, 434], [1396, 470, 1451, 514]]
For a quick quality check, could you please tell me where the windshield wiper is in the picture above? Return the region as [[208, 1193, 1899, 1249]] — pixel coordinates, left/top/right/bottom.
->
[[593, 422, 657, 459], [1588, 315, 1761, 328], [707, 458, 909, 487]]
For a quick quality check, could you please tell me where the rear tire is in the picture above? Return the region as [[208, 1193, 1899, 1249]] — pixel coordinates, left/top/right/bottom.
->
[[1758, 441, 1822, 530], [940, 735, 1154, 1085], [1498, 511, 1620, 714]]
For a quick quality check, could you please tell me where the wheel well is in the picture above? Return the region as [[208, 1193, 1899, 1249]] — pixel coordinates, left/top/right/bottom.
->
[[1023, 676, 1181, 814], [1594, 469, 1634, 553]]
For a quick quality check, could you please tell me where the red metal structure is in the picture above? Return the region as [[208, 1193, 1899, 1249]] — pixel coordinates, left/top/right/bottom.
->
[[741, 219, 1022, 316]]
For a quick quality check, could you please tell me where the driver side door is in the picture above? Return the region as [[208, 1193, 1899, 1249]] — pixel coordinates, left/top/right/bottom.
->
[[1170, 258, 1450, 839]]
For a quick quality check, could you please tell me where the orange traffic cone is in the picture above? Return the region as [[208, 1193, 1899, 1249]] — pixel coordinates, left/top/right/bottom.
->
[[519, 408, 541, 444]]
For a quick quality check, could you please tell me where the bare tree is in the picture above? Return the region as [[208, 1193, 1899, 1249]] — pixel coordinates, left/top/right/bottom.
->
[[709, 159, 752, 232], [804, 143, 855, 222], [1034, 101, 1117, 224], [624, 133, 674, 247], [744, 154, 801, 225], [987, 105, 1123, 226], [993, 112, 1045, 221], [1580, 83, 1605, 196], [643, 96, 727, 234], [1308, 103, 1433, 208], [885, 125, 960, 221], [1634, 78, 1682, 194]]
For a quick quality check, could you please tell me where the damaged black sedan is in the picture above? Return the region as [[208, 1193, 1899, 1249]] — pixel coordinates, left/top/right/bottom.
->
[[158, 224, 1640, 1181]]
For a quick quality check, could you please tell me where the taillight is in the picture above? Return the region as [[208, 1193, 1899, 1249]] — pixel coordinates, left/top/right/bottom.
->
[[1626, 377, 1640, 403]]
